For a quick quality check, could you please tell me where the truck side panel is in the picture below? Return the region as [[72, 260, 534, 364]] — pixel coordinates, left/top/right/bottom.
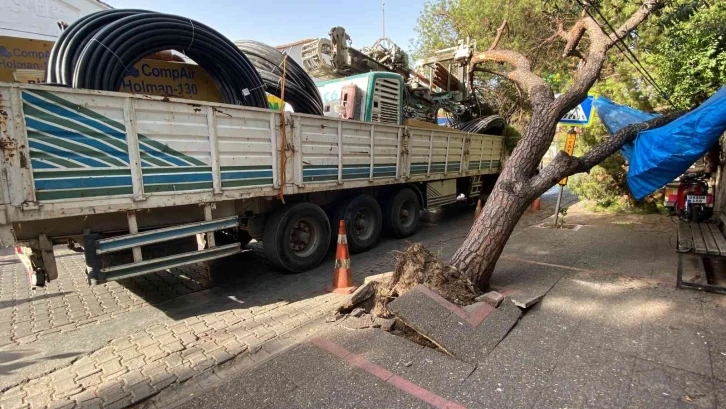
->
[[1, 84, 503, 230]]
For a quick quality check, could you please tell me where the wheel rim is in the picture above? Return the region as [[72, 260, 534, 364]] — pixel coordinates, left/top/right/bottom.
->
[[289, 217, 320, 257], [353, 208, 375, 241], [398, 199, 416, 228]]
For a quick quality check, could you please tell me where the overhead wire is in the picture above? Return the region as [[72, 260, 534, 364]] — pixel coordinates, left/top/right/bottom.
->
[[572, 0, 680, 109], [586, 0, 680, 109]]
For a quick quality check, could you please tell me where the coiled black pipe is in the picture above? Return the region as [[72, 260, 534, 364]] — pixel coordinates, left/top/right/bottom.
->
[[236, 40, 323, 115], [45, 10, 267, 108], [456, 115, 506, 136], [47, 9, 153, 85]]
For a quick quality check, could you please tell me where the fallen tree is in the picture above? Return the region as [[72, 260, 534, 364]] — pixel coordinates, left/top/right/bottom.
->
[[407, 0, 686, 292], [448, 0, 686, 289]]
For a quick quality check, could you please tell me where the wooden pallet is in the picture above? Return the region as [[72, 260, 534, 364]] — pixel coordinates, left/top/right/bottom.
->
[[677, 221, 726, 294]]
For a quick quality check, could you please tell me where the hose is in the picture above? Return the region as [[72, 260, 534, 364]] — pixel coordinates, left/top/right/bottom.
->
[[45, 10, 267, 108], [235, 40, 323, 115]]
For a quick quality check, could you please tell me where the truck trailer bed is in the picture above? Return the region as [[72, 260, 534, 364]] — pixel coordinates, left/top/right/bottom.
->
[[0, 83, 503, 283]]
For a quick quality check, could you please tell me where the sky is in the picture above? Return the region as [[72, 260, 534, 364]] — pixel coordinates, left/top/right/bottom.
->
[[107, 0, 426, 53]]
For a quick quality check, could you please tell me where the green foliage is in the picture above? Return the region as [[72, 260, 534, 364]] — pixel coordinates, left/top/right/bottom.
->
[[570, 1, 724, 212], [413, 0, 722, 213], [566, 117, 628, 209], [501, 125, 522, 154], [567, 117, 663, 214], [644, 0, 726, 108], [412, 0, 578, 130]]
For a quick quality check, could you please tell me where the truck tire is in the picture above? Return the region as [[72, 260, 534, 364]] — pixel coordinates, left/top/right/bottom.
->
[[383, 188, 421, 238], [334, 194, 382, 253], [263, 203, 331, 273]]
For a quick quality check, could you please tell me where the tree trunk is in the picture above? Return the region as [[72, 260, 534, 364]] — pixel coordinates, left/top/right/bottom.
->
[[451, 99, 555, 289], [446, 0, 665, 290], [450, 177, 533, 289]]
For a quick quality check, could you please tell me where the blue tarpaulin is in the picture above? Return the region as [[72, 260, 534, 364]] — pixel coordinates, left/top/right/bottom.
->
[[593, 86, 726, 199]]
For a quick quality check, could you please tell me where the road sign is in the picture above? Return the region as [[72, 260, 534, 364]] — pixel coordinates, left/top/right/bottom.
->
[[558, 132, 577, 186], [559, 95, 595, 127]]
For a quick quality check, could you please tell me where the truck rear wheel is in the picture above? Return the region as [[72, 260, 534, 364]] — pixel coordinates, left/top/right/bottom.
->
[[383, 188, 421, 238], [334, 194, 382, 253], [263, 203, 331, 273]]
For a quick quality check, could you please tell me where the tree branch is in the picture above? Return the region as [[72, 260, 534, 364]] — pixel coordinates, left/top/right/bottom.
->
[[530, 110, 684, 192], [488, 20, 508, 51], [606, 0, 662, 47], [562, 18, 587, 57], [470, 49, 553, 101], [549, 0, 662, 123]]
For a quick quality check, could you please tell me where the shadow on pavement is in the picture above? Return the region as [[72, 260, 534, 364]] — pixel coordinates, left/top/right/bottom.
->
[[0, 350, 82, 375], [0, 291, 72, 311]]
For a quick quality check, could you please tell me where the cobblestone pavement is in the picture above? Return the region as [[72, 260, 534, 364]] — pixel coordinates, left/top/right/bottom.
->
[[0, 255, 212, 348], [180, 230, 726, 409], [0, 189, 577, 409]]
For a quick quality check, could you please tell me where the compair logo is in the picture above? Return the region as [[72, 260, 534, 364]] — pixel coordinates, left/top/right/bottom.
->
[[125, 67, 140, 78], [0, 46, 48, 70]]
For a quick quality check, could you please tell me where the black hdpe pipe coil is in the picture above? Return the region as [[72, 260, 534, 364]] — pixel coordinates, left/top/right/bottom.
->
[[47, 9, 153, 85], [456, 115, 506, 136], [236, 40, 323, 115], [46, 10, 267, 108]]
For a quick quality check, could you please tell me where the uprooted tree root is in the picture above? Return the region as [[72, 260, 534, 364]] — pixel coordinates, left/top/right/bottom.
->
[[372, 243, 481, 317]]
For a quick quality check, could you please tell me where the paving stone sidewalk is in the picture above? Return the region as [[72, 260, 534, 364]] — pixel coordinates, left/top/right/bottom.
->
[[0, 189, 576, 409], [178, 202, 726, 409]]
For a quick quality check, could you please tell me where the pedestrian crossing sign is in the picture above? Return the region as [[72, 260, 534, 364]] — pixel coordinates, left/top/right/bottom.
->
[[558, 95, 596, 127]]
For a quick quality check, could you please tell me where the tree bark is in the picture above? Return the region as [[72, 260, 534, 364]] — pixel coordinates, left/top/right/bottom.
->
[[448, 0, 666, 290], [451, 101, 557, 287], [450, 180, 533, 286]]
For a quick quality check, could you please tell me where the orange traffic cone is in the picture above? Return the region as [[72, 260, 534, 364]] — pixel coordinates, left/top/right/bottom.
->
[[474, 199, 483, 221], [325, 220, 357, 294], [530, 197, 541, 212]]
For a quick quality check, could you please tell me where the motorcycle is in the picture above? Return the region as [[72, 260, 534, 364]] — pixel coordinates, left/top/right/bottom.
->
[[674, 173, 713, 222]]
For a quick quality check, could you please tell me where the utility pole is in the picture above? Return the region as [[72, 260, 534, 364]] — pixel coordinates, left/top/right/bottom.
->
[[382, 0, 386, 38]]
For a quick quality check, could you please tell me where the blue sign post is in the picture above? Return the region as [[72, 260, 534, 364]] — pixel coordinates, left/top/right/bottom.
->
[[559, 95, 596, 127]]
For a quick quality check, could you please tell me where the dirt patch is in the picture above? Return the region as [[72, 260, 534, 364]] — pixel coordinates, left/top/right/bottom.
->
[[372, 243, 481, 317], [391, 320, 441, 351]]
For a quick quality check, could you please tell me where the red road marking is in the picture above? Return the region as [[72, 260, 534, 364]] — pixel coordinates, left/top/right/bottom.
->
[[464, 302, 495, 327], [311, 336, 350, 359], [413, 284, 494, 327], [388, 375, 466, 409], [310, 337, 467, 409]]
